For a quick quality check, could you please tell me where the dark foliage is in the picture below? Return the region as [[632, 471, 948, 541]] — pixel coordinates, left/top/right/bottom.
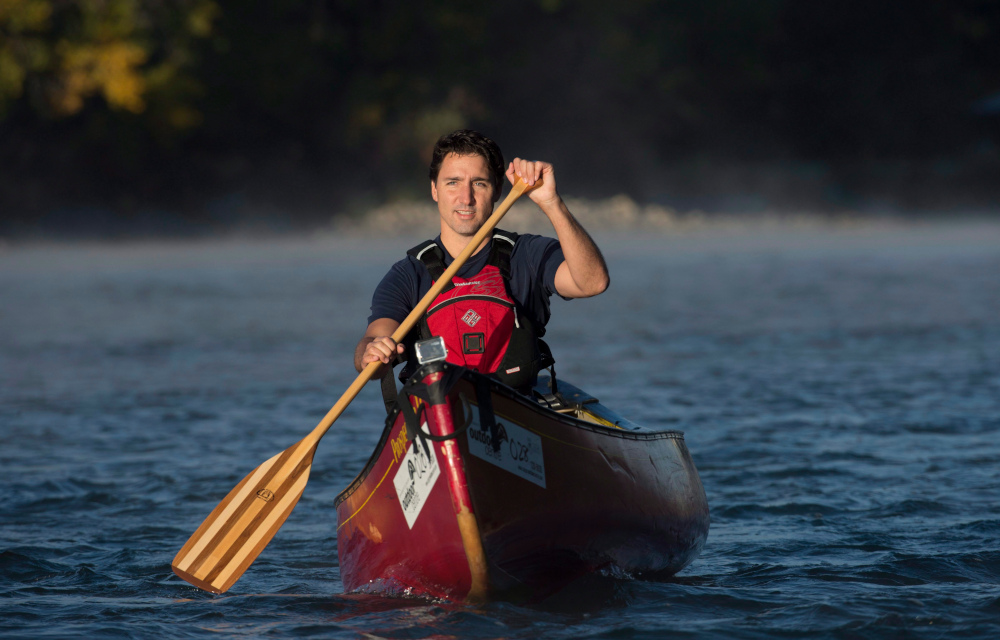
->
[[2, 0, 999, 235]]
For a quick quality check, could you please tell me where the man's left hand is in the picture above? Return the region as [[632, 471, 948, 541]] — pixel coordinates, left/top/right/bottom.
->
[[506, 158, 559, 207]]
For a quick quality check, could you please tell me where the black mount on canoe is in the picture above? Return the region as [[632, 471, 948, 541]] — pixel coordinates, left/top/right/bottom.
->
[[379, 342, 561, 417], [393, 364, 474, 460]]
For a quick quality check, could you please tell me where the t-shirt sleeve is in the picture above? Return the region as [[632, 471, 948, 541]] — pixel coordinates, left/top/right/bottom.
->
[[516, 233, 567, 300], [368, 258, 420, 325]]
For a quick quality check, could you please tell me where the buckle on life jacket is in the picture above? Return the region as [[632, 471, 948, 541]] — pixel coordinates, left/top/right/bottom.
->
[[462, 332, 485, 354]]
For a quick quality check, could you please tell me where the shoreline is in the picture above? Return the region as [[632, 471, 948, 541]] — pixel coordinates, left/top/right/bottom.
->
[[1, 194, 999, 256], [326, 193, 1000, 238]]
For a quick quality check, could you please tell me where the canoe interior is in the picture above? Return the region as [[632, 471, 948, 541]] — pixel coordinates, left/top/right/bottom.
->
[[530, 374, 647, 430]]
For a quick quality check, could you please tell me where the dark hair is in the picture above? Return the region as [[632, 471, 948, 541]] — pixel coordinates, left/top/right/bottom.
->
[[428, 130, 505, 201]]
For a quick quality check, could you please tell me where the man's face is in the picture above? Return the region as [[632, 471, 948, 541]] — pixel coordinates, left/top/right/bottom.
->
[[432, 153, 496, 238]]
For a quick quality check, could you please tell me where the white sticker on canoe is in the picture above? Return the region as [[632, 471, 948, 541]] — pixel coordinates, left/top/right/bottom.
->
[[467, 412, 546, 488], [392, 436, 441, 529]]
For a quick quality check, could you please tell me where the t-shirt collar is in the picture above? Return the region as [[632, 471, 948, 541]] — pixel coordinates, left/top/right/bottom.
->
[[434, 235, 494, 269]]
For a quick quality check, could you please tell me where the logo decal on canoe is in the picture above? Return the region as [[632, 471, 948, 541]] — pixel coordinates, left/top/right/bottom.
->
[[392, 429, 441, 529], [390, 421, 409, 463], [462, 310, 481, 327], [467, 412, 546, 488], [256, 489, 275, 502]]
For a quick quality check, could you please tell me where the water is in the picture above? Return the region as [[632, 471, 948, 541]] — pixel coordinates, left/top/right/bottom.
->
[[2, 221, 999, 638]]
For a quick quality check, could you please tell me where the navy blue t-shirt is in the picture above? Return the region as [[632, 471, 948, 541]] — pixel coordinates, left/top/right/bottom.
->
[[368, 232, 567, 334]]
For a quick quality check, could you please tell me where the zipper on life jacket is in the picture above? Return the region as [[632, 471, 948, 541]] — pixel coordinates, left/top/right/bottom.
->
[[426, 295, 515, 316]]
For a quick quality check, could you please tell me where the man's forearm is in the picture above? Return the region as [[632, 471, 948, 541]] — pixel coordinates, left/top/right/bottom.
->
[[541, 197, 610, 298]]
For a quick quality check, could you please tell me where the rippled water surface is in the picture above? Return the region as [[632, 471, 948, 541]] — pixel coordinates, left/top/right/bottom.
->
[[2, 221, 999, 639]]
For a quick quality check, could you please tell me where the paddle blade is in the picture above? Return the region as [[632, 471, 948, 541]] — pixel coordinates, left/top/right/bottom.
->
[[172, 439, 316, 594]]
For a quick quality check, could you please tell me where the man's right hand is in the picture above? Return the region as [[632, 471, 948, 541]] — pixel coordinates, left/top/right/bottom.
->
[[362, 336, 404, 368], [355, 318, 405, 376]]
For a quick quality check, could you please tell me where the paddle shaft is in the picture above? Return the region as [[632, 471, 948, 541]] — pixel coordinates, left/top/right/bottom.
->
[[301, 177, 533, 450]]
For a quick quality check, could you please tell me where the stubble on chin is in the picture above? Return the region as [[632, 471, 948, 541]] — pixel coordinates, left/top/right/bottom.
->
[[444, 211, 487, 236]]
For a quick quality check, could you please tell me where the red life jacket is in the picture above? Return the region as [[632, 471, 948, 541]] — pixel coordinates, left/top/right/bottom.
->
[[424, 261, 515, 373], [404, 230, 552, 390]]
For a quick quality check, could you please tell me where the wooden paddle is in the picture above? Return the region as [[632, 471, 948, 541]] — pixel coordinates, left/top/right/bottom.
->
[[172, 176, 537, 594]]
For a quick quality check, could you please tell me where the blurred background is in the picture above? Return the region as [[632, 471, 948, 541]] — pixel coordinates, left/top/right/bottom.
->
[[2, 0, 999, 238]]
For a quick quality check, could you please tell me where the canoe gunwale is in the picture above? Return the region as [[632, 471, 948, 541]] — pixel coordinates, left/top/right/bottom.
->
[[334, 363, 686, 508]]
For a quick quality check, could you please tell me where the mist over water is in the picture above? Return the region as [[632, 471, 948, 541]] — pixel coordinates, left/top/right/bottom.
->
[[2, 220, 999, 639]]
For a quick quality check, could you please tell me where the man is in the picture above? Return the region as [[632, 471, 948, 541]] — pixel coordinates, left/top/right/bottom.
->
[[355, 129, 609, 392]]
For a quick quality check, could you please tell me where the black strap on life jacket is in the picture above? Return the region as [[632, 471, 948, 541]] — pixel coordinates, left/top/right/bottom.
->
[[488, 230, 515, 282], [405, 229, 517, 284], [406, 239, 454, 293]]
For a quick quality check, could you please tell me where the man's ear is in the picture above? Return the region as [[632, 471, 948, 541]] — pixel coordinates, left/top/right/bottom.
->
[[431, 180, 439, 202]]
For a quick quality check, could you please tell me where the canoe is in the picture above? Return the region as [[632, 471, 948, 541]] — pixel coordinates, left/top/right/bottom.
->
[[334, 362, 710, 602]]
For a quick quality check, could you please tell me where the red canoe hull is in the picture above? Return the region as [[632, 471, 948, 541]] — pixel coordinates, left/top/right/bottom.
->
[[335, 364, 710, 602]]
